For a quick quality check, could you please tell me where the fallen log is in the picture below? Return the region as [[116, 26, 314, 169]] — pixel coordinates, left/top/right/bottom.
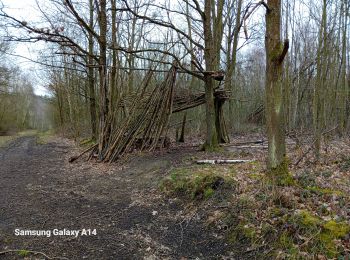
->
[[196, 159, 253, 165], [228, 145, 268, 149], [231, 139, 265, 145]]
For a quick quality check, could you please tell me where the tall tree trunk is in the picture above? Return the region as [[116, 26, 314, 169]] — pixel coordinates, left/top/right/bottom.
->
[[88, 0, 97, 140], [212, 0, 229, 143], [202, 0, 218, 151], [97, 0, 109, 158], [109, 0, 117, 120], [265, 0, 289, 170]]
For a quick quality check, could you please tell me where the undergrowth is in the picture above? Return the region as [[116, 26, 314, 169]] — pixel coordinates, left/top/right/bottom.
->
[[160, 158, 350, 258], [160, 165, 236, 200]]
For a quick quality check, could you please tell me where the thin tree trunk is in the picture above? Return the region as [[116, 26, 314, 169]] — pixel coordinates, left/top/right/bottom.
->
[[339, 0, 348, 134], [313, 0, 327, 161], [227, 0, 243, 130]]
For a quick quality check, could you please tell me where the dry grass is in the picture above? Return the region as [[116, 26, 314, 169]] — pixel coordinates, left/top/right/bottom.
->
[[0, 130, 39, 147]]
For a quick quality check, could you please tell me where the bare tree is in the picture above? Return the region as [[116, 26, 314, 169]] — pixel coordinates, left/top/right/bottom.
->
[[264, 0, 289, 171]]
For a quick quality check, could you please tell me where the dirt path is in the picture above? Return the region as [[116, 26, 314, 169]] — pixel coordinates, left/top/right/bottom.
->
[[0, 136, 229, 259]]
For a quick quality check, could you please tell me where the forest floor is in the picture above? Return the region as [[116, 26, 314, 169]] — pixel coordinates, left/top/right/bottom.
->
[[0, 133, 350, 259]]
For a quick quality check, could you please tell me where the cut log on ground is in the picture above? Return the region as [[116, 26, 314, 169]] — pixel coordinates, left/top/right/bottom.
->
[[196, 159, 253, 164], [227, 145, 268, 149]]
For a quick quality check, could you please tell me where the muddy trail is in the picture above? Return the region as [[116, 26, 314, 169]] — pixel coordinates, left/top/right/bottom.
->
[[0, 136, 230, 259]]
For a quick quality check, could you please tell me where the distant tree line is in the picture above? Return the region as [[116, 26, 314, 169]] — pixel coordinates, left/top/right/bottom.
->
[[0, 41, 52, 134]]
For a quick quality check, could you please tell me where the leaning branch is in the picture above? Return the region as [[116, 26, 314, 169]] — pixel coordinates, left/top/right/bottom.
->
[[69, 144, 98, 163], [278, 39, 289, 64], [243, 0, 270, 39], [63, 0, 100, 41]]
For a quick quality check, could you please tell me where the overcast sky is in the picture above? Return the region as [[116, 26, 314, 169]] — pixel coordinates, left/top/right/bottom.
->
[[1, 0, 49, 96]]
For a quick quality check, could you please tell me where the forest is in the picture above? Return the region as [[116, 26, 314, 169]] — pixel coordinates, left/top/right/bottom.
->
[[0, 0, 350, 259]]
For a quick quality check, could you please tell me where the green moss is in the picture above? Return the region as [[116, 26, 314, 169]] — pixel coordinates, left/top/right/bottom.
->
[[201, 133, 221, 152], [270, 42, 284, 60], [277, 232, 298, 257], [307, 186, 344, 196], [18, 250, 30, 257], [228, 222, 257, 244], [298, 210, 321, 227], [323, 220, 350, 238], [204, 187, 215, 199], [160, 166, 233, 200], [270, 207, 287, 218], [283, 211, 350, 257], [201, 142, 222, 152], [267, 158, 295, 186], [242, 225, 256, 239], [318, 220, 350, 257]]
